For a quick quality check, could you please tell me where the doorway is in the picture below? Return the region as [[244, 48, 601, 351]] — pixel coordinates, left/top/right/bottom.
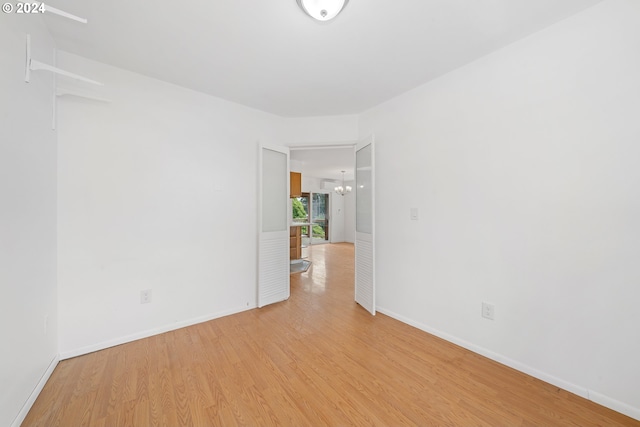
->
[[289, 145, 355, 245], [288, 145, 355, 293], [289, 138, 375, 315], [259, 140, 374, 314]]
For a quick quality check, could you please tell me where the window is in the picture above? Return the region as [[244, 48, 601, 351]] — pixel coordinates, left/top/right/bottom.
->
[[292, 192, 330, 244], [292, 193, 310, 237], [311, 193, 329, 241]]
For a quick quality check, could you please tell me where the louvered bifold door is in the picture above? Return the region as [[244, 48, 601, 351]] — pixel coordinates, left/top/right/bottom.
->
[[355, 135, 376, 315], [258, 144, 290, 308]]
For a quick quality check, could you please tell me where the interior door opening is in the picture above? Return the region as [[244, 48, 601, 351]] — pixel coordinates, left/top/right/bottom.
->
[[290, 138, 375, 313]]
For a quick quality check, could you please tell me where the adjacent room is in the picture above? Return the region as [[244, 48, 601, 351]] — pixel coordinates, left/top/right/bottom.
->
[[2, 0, 640, 425]]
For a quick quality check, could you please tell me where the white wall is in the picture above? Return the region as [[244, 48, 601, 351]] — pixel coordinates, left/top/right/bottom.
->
[[0, 15, 58, 427], [55, 52, 361, 357], [359, 0, 640, 419], [323, 182, 346, 243], [301, 175, 326, 194], [279, 115, 359, 146], [343, 180, 356, 243], [56, 52, 282, 357], [329, 193, 346, 243]]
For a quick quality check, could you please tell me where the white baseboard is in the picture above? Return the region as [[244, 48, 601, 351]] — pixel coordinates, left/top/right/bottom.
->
[[11, 354, 60, 427], [377, 306, 640, 422], [589, 390, 640, 421], [59, 304, 256, 360]]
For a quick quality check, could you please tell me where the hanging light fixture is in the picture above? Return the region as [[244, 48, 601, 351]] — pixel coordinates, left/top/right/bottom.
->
[[296, 0, 349, 22], [334, 171, 352, 196]]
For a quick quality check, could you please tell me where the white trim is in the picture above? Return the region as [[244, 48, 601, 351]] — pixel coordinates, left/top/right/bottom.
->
[[589, 390, 640, 421], [377, 306, 640, 421], [59, 304, 255, 360], [289, 142, 356, 151], [11, 354, 59, 427]]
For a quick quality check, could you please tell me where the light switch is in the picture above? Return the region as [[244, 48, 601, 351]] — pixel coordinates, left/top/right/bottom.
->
[[410, 208, 419, 220]]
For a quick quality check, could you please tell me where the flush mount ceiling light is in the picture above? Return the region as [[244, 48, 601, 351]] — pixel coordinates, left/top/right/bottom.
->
[[296, 0, 349, 22]]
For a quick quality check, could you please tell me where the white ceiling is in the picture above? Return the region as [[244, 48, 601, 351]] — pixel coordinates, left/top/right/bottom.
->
[[42, 0, 601, 117], [290, 147, 355, 181]]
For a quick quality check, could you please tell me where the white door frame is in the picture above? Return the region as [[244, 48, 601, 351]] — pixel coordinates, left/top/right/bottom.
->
[[287, 140, 375, 314]]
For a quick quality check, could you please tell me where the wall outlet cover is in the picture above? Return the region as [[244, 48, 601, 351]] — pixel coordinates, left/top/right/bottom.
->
[[140, 289, 152, 304], [482, 302, 495, 320]]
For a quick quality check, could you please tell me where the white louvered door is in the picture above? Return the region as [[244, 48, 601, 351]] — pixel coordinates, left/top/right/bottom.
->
[[258, 144, 290, 308], [355, 135, 375, 315]]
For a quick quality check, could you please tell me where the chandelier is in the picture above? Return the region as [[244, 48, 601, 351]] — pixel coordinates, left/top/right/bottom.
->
[[334, 171, 352, 196]]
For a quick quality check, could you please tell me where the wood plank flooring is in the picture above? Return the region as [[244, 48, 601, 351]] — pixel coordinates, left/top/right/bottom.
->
[[24, 243, 638, 426]]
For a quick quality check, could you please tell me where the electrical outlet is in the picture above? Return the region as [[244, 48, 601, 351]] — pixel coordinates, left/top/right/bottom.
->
[[482, 302, 495, 320], [140, 289, 152, 304]]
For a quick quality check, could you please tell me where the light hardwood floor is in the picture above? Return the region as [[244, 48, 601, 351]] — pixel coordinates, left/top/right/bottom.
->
[[24, 243, 638, 426]]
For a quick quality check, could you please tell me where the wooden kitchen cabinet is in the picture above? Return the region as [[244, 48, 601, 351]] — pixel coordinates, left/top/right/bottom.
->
[[290, 172, 302, 198], [290, 226, 301, 260]]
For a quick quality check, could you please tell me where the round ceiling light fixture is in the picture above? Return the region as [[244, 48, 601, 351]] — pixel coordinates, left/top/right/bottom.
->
[[296, 0, 349, 22]]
